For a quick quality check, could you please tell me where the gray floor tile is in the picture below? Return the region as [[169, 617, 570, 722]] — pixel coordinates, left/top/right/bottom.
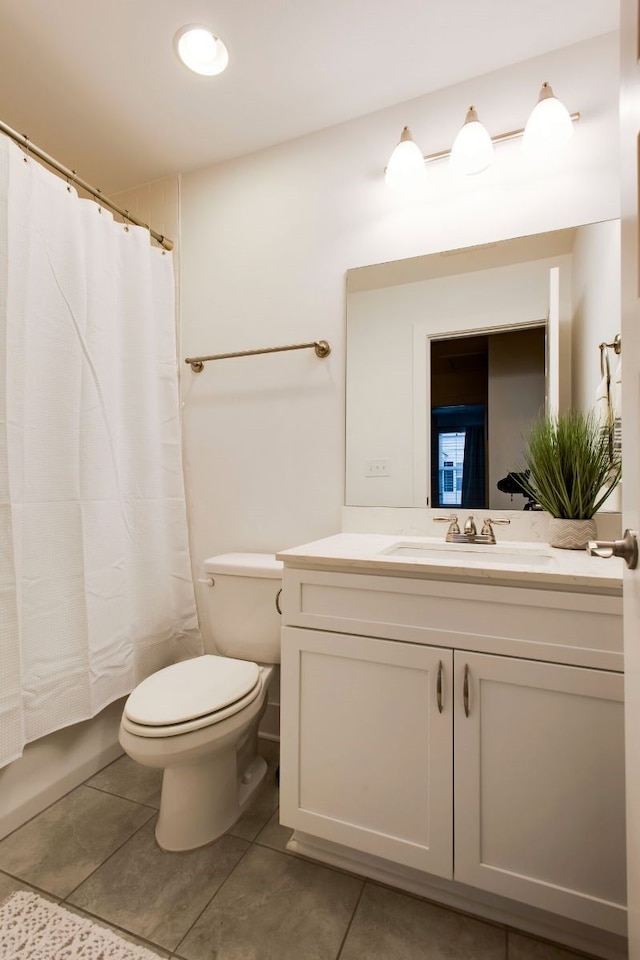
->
[[176, 844, 363, 960], [255, 809, 293, 853], [0, 786, 153, 898], [0, 871, 46, 904], [61, 901, 173, 958], [227, 759, 280, 841], [68, 818, 250, 952], [339, 883, 507, 960], [508, 931, 596, 960], [87, 754, 163, 808], [60, 900, 172, 958]]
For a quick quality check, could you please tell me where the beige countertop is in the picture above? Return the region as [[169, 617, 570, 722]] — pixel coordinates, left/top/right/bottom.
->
[[277, 532, 624, 595]]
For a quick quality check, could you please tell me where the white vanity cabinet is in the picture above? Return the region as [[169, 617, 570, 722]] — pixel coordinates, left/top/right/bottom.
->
[[278, 561, 626, 941]]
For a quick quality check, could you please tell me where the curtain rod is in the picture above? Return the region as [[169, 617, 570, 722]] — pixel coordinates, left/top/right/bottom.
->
[[0, 118, 173, 251], [185, 340, 331, 372]]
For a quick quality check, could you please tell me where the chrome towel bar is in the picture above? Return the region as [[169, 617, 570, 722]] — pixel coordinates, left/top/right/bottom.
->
[[185, 340, 331, 372]]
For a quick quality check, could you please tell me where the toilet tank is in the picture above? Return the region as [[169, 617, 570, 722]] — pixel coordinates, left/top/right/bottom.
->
[[202, 553, 283, 664]]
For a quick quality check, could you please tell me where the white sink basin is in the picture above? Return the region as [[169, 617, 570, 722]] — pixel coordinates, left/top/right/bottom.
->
[[381, 540, 553, 567]]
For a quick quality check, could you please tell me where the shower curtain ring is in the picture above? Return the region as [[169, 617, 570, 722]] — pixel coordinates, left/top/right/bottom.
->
[[66, 171, 76, 193], [22, 136, 30, 164], [123, 209, 130, 233]]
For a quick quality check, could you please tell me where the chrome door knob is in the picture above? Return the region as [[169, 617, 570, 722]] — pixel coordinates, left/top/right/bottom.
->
[[586, 529, 638, 569]]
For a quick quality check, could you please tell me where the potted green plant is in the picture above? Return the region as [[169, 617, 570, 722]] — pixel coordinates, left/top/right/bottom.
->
[[518, 409, 621, 549]]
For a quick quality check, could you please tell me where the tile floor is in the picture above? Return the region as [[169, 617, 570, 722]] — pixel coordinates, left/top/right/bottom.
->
[[0, 747, 607, 960]]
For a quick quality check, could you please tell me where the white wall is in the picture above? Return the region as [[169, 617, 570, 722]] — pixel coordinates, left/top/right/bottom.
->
[[111, 177, 180, 248], [571, 219, 622, 416]]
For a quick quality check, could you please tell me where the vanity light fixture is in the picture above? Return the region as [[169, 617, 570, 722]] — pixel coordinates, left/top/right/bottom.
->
[[174, 24, 229, 76], [449, 106, 494, 176], [384, 83, 578, 189], [384, 126, 428, 193], [522, 82, 574, 157]]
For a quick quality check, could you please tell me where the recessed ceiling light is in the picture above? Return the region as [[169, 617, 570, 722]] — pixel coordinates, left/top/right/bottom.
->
[[174, 24, 229, 76]]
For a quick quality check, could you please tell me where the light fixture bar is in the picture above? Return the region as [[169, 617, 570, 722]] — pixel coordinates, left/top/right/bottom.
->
[[422, 111, 580, 164]]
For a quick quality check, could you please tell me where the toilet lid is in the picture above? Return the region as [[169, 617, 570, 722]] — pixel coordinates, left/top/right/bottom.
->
[[124, 655, 261, 726]]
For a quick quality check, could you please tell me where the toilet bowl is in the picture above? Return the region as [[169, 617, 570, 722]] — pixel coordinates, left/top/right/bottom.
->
[[119, 553, 282, 852]]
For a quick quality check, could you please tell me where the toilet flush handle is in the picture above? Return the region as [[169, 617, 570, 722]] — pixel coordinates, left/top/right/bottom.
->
[[197, 577, 215, 587]]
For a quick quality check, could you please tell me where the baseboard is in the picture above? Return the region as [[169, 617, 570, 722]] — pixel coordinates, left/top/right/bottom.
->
[[286, 831, 627, 960]]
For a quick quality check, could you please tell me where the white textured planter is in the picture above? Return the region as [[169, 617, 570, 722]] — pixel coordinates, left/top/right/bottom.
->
[[548, 518, 597, 550]]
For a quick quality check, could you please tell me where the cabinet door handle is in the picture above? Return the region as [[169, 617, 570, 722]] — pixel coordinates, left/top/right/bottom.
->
[[436, 660, 443, 713], [463, 663, 470, 717], [275, 588, 282, 614]]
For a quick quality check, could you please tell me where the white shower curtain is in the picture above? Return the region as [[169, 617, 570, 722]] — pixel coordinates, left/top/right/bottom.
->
[[0, 135, 202, 768]]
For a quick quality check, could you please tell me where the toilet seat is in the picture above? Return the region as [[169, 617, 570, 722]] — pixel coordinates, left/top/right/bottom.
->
[[121, 655, 263, 738]]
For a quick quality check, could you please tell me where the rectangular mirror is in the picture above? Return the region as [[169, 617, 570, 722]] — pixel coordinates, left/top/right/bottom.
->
[[345, 221, 620, 511]]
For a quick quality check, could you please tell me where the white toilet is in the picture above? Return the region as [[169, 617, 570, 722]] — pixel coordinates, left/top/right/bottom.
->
[[119, 553, 282, 852]]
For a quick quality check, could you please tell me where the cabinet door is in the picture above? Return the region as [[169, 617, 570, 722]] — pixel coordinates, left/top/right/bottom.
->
[[280, 626, 453, 877], [454, 651, 626, 935]]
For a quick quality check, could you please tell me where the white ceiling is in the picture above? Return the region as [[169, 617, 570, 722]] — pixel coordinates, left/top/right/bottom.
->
[[0, 0, 618, 193]]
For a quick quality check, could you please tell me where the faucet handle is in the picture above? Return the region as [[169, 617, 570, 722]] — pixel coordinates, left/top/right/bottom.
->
[[481, 517, 511, 538], [434, 514, 460, 535]]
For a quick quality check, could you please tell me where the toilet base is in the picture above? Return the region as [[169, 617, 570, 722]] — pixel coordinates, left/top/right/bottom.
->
[[119, 664, 275, 853], [155, 750, 268, 852]]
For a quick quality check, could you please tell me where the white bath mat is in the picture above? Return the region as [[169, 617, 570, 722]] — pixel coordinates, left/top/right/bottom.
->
[[0, 890, 164, 960]]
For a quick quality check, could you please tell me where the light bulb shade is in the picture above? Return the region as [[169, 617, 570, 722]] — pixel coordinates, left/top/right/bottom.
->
[[385, 127, 427, 192], [523, 83, 573, 157], [174, 25, 229, 75], [449, 107, 494, 176]]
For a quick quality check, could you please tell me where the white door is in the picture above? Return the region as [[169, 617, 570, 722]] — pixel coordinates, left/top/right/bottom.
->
[[621, 3, 640, 954]]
